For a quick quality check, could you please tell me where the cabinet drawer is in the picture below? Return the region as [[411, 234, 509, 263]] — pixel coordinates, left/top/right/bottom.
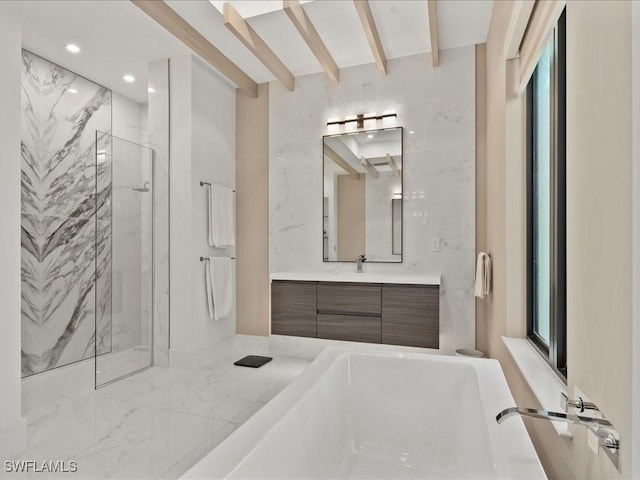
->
[[271, 281, 317, 338], [317, 314, 381, 344], [317, 282, 381, 316], [382, 285, 439, 348]]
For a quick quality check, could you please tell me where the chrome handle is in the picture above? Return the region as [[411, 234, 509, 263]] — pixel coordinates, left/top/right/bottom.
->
[[561, 392, 599, 413]]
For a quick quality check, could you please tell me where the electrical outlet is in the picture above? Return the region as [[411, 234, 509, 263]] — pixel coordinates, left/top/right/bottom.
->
[[431, 238, 441, 252], [273, 242, 281, 255]]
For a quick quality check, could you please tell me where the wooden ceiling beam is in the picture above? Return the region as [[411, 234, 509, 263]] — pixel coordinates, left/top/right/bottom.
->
[[325, 145, 360, 179], [283, 0, 340, 83], [223, 2, 295, 91], [131, 0, 258, 97], [353, 0, 387, 76], [427, 0, 439, 67], [360, 156, 379, 179], [386, 154, 400, 177]]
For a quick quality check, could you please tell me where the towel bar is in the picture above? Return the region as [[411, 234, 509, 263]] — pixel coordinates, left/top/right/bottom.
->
[[200, 256, 236, 261], [199, 181, 236, 192]]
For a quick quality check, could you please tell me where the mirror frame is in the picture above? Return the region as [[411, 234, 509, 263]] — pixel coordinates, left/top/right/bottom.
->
[[322, 126, 403, 263]]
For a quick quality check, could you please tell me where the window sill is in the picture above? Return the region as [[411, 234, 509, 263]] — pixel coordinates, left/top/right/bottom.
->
[[502, 336, 571, 438]]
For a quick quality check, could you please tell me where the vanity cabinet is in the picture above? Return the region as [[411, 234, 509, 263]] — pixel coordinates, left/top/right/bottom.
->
[[317, 282, 381, 316], [382, 285, 439, 348], [317, 314, 382, 343], [271, 280, 439, 348], [271, 281, 317, 338]]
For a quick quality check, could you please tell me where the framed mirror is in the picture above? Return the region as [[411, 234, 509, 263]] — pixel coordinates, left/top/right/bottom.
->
[[323, 127, 403, 263]]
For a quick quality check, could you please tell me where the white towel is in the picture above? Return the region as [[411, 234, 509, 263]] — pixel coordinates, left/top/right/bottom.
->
[[205, 257, 233, 321], [205, 260, 215, 320], [207, 184, 235, 247], [474, 252, 492, 299]]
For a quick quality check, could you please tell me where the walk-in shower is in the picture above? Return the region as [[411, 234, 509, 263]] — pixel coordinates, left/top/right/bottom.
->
[[20, 50, 169, 390], [95, 132, 155, 388]]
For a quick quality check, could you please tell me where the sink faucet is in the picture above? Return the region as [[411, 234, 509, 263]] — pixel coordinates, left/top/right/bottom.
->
[[356, 255, 366, 273]]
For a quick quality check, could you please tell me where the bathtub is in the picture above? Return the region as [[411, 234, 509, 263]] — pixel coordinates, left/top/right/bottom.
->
[[183, 346, 545, 479]]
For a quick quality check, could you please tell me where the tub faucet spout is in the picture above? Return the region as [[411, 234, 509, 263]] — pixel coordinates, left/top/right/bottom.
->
[[496, 407, 613, 432], [496, 406, 620, 471]]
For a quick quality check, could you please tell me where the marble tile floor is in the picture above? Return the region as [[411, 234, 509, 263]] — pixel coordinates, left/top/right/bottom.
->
[[5, 336, 311, 480], [95, 347, 153, 388]]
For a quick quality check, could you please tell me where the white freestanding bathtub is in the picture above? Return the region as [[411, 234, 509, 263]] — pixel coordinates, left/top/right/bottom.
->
[[183, 346, 545, 479]]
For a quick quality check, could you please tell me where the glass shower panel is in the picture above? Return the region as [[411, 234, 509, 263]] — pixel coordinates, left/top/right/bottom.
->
[[95, 133, 154, 388]]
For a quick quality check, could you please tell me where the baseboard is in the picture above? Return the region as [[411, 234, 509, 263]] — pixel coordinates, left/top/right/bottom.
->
[[0, 417, 27, 460]]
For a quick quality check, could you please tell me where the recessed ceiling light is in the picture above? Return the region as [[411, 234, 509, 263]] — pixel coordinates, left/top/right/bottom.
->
[[367, 134, 374, 139], [65, 44, 80, 54], [122, 74, 135, 83], [148, 87, 155, 93], [409, 130, 415, 134], [68, 88, 78, 94]]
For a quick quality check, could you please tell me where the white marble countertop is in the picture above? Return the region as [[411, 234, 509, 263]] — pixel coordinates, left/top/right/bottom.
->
[[270, 271, 441, 285]]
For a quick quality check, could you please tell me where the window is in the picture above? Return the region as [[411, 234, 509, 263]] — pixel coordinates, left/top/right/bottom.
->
[[526, 10, 566, 379]]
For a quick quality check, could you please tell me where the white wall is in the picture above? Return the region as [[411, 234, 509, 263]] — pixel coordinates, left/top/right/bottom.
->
[[565, 3, 632, 476], [0, 9, 26, 459], [170, 56, 236, 356], [632, 3, 640, 474], [112, 92, 144, 143], [189, 57, 236, 347], [480, 2, 636, 478], [365, 171, 402, 261], [269, 48, 476, 353]]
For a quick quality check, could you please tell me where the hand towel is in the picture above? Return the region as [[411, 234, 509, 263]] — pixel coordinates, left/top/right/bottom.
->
[[206, 256, 233, 321], [474, 252, 492, 299], [207, 184, 235, 247], [205, 260, 215, 320]]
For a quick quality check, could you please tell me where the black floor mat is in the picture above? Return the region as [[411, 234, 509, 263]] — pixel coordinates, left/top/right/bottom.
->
[[234, 355, 273, 368]]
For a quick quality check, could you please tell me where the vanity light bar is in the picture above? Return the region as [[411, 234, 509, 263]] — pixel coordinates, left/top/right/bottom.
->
[[326, 112, 397, 129], [325, 127, 399, 138]]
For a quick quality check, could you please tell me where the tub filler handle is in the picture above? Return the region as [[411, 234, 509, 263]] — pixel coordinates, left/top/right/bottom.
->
[[496, 407, 620, 471], [560, 392, 599, 414]]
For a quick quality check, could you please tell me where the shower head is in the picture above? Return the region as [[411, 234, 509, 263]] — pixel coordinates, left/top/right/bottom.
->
[[132, 181, 150, 192]]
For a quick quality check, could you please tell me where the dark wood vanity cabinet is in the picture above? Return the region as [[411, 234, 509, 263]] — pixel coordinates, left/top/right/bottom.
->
[[271, 281, 317, 338], [271, 280, 439, 348], [382, 285, 439, 348], [317, 314, 382, 343], [317, 282, 381, 316]]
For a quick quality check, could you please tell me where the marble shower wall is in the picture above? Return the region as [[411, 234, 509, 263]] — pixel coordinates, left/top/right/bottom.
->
[[270, 47, 476, 353], [21, 50, 112, 376], [110, 94, 146, 354], [147, 59, 170, 367]]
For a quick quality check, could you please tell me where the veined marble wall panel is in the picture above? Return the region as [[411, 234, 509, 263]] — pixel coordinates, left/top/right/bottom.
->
[[21, 50, 112, 376]]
